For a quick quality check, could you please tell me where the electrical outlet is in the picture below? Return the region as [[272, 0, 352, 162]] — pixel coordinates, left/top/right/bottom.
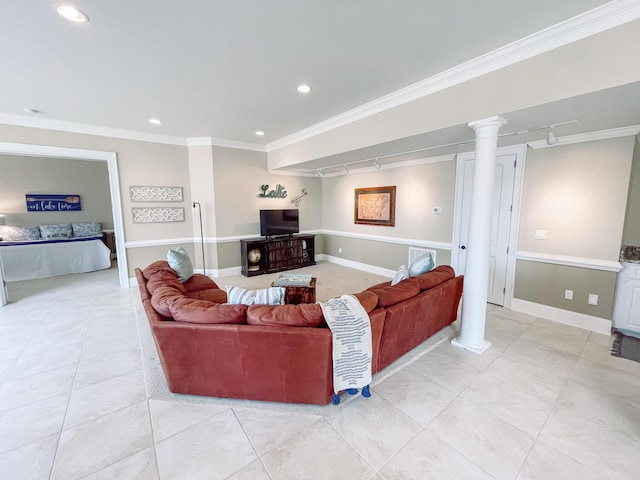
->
[[588, 294, 598, 306], [338, 247, 342, 254], [535, 229, 548, 240], [564, 289, 573, 300], [432, 206, 441, 214]]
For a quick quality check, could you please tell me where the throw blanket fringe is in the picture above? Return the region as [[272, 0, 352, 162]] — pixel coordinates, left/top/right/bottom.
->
[[319, 295, 372, 404]]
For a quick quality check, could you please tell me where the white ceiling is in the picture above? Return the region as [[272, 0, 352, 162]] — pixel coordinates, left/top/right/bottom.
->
[[2, 0, 639, 165]]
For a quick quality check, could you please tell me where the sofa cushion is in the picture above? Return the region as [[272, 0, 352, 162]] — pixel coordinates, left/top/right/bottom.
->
[[226, 286, 285, 305], [169, 297, 247, 324], [183, 274, 220, 292], [167, 246, 194, 282], [246, 304, 324, 327], [368, 277, 421, 308], [414, 265, 455, 291], [150, 284, 185, 318], [353, 290, 379, 313], [72, 221, 102, 238], [142, 260, 174, 280], [147, 270, 186, 295], [409, 253, 435, 276], [39, 223, 73, 239], [186, 289, 227, 303]]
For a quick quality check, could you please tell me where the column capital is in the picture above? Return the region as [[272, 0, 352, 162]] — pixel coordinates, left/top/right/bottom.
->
[[468, 115, 507, 131]]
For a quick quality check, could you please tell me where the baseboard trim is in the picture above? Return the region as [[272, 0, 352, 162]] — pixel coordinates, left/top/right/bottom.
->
[[320, 254, 395, 278], [510, 298, 611, 335]]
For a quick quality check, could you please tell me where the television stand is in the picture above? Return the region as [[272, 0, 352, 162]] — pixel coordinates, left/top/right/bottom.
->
[[240, 234, 315, 277]]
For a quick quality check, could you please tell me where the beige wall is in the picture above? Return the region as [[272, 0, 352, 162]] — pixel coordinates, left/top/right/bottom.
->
[[211, 146, 323, 237], [322, 160, 455, 242], [622, 136, 640, 246], [519, 137, 634, 260], [0, 154, 112, 229]]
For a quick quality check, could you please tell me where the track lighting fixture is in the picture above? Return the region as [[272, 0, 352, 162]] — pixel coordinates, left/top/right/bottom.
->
[[305, 119, 575, 176]]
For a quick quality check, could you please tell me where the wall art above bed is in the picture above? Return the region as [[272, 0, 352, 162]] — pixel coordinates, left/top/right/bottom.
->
[[129, 186, 183, 202], [132, 207, 184, 223], [26, 194, 81, 212]]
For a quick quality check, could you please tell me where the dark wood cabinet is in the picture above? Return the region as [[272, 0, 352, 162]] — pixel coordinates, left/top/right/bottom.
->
[[240, 235, 315, 276]]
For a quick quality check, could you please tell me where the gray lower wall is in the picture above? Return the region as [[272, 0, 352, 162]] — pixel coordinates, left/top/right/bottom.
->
[[514, 260, 617, 319], [323, 234, 451, 272]]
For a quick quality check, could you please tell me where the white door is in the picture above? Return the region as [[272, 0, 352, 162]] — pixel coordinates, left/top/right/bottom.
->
[[456, 152, 516, 306]]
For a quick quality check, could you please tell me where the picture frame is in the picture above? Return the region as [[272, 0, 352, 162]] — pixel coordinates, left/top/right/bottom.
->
[[354, 186, 396, 226]]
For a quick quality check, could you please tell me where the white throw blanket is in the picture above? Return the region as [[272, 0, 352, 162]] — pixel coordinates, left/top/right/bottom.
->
[[319, 295, 372, 400]]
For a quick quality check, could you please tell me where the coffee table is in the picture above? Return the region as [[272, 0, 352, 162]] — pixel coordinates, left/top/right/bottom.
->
[[272, 277, 317, 304]]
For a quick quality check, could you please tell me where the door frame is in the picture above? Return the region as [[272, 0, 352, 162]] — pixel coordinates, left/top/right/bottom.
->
[[451, 144, 527, 308], [0, 142, 129, 288]]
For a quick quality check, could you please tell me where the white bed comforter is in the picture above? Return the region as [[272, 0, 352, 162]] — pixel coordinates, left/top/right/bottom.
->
[[0, 239, 111, 281]]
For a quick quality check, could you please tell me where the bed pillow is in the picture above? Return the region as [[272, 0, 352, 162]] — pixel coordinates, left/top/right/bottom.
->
[[72, 221, 102, 238], [1, 225, 41, 241], [226, 286, 285, 306], [167, 246, 194, 282], [39, 223, 73, 239]]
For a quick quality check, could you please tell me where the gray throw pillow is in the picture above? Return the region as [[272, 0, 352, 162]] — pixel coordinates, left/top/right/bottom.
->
[[167, 246, 194, 282]]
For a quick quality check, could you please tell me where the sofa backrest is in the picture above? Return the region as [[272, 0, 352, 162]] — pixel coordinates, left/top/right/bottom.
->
[[367, 265, 455, 309]]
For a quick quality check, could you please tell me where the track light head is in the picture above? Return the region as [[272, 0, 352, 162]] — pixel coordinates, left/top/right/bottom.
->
[[315, 169, 323, 178], [546, 127, 558, 145], [373, 159, 381, 169], [342, 165, 348, 174]]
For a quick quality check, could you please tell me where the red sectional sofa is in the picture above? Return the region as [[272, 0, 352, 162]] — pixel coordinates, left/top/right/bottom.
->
[[135, 261, 463, 405]]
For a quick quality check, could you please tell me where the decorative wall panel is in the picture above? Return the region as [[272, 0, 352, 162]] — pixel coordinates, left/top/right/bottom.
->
[[132, 207, 184, 223], [130, 186, 183, 202]]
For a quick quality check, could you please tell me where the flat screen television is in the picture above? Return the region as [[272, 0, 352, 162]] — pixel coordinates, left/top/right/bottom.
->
[[260, 208, 299, 237]]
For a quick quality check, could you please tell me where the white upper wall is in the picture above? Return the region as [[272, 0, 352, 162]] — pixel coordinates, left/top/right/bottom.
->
[[519, 137, 634, 261]]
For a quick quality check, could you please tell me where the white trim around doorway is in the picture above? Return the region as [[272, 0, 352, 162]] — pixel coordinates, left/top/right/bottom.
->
[[0, 142, 128, 288]]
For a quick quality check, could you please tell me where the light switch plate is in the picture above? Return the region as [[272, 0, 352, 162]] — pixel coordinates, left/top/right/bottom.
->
[[588, 294, 598, 305]]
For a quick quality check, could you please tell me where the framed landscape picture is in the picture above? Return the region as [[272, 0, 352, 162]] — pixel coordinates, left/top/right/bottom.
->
[[354, 186, 396, 226]]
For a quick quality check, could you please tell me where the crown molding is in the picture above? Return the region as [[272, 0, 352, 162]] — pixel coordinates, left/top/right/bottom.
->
[[267, 0, 640, 152], [528, 124, 640, 149], [186, 136, 267, 152], [0, 113, 188, 146]]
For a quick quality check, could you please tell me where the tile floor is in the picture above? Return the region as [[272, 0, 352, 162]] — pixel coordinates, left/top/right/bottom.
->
[[1, 263, 639, 479]]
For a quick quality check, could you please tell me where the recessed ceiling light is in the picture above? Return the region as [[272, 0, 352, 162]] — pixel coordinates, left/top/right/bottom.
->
[[255, 131, 265, 136], [22, 107, 45, 114], [56, 4, 89, 23], [149, 118, 162, 125], [297, 84, 312, 93]]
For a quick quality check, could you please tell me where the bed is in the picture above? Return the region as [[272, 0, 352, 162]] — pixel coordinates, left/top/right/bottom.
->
[[0, 222, 112, 282]]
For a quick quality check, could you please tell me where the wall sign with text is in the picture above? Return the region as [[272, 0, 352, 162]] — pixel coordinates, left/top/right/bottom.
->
[[26, 194, 81, 212]]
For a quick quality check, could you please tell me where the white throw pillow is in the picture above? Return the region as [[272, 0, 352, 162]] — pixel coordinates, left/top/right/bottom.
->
[[167, 246, 194, 282], [391, 265, 410, 286], [409, 253, 435, 277], [226, 286, 285, 305]]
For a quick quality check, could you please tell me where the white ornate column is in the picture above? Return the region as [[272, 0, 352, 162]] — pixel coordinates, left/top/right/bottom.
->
[[452, 115, 507, 354]]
